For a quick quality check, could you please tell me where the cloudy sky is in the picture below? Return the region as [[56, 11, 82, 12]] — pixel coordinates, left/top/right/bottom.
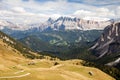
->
[[0, 0, 120, 24]]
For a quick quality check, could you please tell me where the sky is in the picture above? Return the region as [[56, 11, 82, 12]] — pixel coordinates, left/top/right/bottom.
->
[[0, 0, 120, 24]]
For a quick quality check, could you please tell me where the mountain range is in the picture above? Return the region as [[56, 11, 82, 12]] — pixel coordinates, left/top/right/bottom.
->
[[0, 16, 112, 31]]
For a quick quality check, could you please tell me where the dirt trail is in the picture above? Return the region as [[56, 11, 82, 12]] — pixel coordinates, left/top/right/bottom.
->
[[30, 64, 64, 71], [14, 70, 24, 74], [30, 64, 92, 80], [0, 73, 30, 79]]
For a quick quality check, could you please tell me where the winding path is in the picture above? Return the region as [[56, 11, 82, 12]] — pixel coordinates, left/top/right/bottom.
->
[[14, 70, 24, 74], [0, 73, 30, 79]]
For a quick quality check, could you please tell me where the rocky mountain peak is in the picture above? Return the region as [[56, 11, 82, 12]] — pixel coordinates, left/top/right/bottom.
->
[[90, 22, 120, 58], [47, 17, 54, 24], [43, 16, 111, 31]]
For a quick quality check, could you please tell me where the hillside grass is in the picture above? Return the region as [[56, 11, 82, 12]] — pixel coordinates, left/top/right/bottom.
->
[[0, 38, 115, 80], [0, 59, 115, 80]]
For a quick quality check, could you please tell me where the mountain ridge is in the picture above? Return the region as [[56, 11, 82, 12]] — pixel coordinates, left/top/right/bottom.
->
[[0, 16, 112, 31], [29, 16, 112, 31]]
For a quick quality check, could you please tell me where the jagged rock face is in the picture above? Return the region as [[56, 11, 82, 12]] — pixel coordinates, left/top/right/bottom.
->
[[29, 17, 111, 31], [90, 22, 120, 58], [45, 17, 111, 31]]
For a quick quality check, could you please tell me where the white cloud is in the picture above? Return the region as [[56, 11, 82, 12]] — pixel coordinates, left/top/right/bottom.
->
[[0, 0, 120, 24], [83, 17, 110, 21], [116, 6, 120, 15], [12, 7, 26, 13], [73, 7, 116, 20], [95, 8, 115, 17], [0, 10, 13, 14], [73, 10, 95, 18]]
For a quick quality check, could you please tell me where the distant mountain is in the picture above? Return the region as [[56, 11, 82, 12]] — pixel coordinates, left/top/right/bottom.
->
[[0, 19, 18, 29], [29, 16, 111, 31], [0, 19, 30, 30], [90, 21, 120, 67], [0, 16, 112, 31]]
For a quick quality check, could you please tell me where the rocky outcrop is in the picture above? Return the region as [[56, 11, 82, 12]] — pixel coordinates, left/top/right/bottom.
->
[[90, 22, 120, 66]]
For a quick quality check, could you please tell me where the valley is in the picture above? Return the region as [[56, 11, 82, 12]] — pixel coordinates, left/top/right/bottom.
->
[[2, 29, 103, 52], [0, 0, 120, 79], [0, 31, 116, 80]]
